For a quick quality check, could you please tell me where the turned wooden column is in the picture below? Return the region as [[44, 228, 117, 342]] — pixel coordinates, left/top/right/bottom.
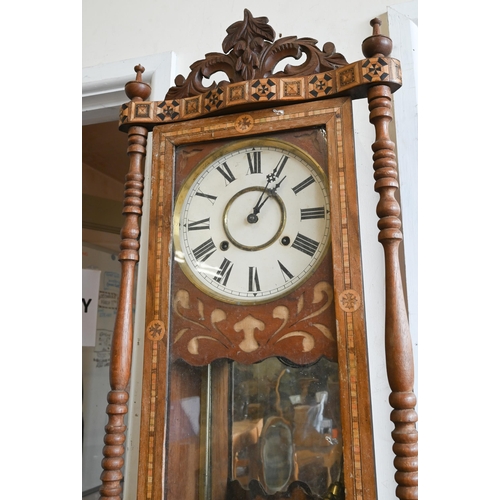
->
[[99, 65, 151, 500], [362, 19, 418, 500]]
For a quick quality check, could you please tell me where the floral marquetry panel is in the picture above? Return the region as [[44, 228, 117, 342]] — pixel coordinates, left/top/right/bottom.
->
[[171, 273, 337, 366]]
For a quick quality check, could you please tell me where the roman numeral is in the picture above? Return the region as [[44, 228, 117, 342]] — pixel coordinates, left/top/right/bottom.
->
[[195, 190, 217, 204], [187, 217, 210, 231], [248, 267, 261, 293], [246, 151, 261, 174], [278, 260, 294, 281], [214, 258, 233, 286], [291, 233, 319, 257], [216, 162, 236, 184], [300, 207, 325, 220], [192, 238, 216, 262], [292, 175, 315, 194]]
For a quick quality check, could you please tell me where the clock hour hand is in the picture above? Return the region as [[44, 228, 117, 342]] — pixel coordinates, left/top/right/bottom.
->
[[247, 192, 269, 223], [269, 175, 287, 194]]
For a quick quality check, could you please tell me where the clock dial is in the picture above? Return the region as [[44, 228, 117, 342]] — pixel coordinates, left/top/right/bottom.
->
[[173, 138, 331, 304]]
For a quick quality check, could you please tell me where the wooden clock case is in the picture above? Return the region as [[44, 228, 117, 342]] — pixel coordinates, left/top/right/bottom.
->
[[98, 10, 418, 500]]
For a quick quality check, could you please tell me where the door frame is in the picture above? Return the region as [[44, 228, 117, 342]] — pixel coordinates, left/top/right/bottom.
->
[[82, 51, 175, 498]]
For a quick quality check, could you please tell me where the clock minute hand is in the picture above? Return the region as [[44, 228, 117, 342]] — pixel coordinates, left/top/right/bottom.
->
[[250, 172, 274, 216], [251, 175, 287, 218], [253, 190, 271, 214], [248, 170, 286, 224]]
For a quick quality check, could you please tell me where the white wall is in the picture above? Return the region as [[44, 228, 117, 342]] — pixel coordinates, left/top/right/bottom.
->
[[83, 2, 418, 498]]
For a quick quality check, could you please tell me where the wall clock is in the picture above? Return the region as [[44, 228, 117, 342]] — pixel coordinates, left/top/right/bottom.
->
[[98, 11, 418, 500]]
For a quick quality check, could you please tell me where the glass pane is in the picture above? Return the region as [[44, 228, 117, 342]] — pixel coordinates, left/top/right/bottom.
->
[[165, 357, 343, 499], [231, 357, 342, 496], [166, 358, 230, 500], [166, 358, 205, 499]]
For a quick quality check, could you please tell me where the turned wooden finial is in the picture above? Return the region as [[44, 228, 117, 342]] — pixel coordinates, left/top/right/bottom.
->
[[362, 18, 393, 58], [370, 18, 382, 35], [125, 64, 151, 102]]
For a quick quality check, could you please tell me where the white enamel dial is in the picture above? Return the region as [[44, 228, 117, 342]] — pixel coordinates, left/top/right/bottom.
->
[[173, 138, 331, 305]]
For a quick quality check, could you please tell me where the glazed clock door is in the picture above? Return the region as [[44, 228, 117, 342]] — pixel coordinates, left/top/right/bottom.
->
[[138, 98, 376, 500]]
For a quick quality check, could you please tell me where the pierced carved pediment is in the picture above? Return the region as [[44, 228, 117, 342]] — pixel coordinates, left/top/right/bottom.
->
[[166, 9, 348, 100]]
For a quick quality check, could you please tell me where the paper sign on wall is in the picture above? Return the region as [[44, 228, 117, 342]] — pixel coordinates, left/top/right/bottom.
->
[[83, 269, 101, 346]]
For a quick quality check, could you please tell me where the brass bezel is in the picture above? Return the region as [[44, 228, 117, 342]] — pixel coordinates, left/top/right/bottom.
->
[[172, 136, 331, 305]]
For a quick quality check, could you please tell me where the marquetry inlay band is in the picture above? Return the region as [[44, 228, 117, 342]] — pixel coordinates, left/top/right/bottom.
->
[[330, 107, 366, 498], [119, 57, 401, 130]]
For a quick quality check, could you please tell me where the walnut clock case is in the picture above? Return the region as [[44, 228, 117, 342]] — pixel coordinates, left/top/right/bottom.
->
[[98, 11, 418, 500]]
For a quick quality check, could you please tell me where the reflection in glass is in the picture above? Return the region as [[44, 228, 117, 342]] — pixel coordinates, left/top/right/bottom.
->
[[165, 357, 342, 499], [231, 357, 342, 496], [261, 417, 294, 492]]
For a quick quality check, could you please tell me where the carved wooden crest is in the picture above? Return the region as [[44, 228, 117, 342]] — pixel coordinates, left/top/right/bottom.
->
[[166, 9, 348, 99]]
